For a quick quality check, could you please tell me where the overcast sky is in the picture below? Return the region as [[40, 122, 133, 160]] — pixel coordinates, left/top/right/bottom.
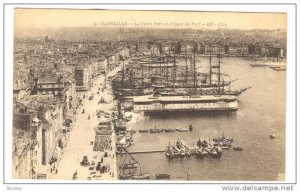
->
[[15, 9, 287, 30]]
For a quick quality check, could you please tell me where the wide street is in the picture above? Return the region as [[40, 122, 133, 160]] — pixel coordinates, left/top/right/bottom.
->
[[48, 66, 122, 180]]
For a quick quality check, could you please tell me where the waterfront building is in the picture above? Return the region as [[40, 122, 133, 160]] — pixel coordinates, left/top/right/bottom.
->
[[106, 54, 114, 71], [204, 45, 225, 55], [267, 45, 285, 60], [74, 67, 90, 91], [180, 42, 194, 54], [98, 56, 108, 73], [63, 77, 76, 116], [227, 46, 249, 57], [89, 60, 99, 78]]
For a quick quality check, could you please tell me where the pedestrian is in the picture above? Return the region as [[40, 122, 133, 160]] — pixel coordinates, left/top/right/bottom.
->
[[50, 168, 52, 173], [55, 169, 58, 174]]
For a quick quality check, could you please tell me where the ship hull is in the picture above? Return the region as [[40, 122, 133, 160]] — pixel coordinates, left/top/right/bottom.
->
[[129, 95, 239, 113], [143, 107, 238, 114]]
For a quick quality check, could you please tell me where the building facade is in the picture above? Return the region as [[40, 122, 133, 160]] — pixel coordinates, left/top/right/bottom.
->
[[37, 73, 64, 98], [74, 68, 90, 91]]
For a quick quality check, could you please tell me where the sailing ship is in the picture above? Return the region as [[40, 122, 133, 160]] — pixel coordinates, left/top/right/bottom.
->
[[117, 144, 150, 180], [112, 50, 250, 99], [125, 53, 249, 113]]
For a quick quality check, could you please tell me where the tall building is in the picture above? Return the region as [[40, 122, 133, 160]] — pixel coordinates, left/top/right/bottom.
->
[[74, 67, 90, 91], [37, 71, 64, 99]]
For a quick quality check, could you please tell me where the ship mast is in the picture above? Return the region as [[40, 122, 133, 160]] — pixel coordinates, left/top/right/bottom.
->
[[218, 54, 221, 95], [209, 51, 212, 85], [185, 45, 188, 85], [166, 56, 169, 82], [160, 51, 162, 84], [173, 49, 176, 87], [141, 65, 144, 87], [193, 53, 196, 86]]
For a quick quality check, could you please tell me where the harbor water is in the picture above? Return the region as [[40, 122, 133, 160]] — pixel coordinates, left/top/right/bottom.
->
[[117, 56, 286, 181]]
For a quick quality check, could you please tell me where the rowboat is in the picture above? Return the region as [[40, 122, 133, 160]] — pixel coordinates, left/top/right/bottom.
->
[[164, 128, 176, 132], [176, 128, 189, 132], [119, 163, 139, 169], [233, 147, 243, 151], [139, 129, 149, 133], [156, 173, 170, 180], [131, 173, 150, 180], [150, 128, 163, 133]]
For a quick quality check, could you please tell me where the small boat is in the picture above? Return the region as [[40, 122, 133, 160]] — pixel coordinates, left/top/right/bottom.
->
[[156, 173, 170, 180], [250, 61, 286, 67], [195, 148, 204, 158], [150, 128, 163, 133], [208, 149, 219, 157], [202, 150, 209, 156], [273, 68, 286, 71], [131, 173, 150, 180], [233, 147, 243, 151], [179, 150, 186, 158], [176, 128, 189, 132], [185, 150, 191, 157], [139, 129, 149, 133], [119, 172, 134, 180], [269, 66, 280, 69], [164, 128, 176, 132], [165, 151, 174, 159], [119, 163, 139, 169], [216, 146, 223, 156], [270, 134, 277, 139]]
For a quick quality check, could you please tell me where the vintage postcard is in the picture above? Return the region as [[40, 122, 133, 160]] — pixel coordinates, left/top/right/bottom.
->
[[11, 8, 288, 182]]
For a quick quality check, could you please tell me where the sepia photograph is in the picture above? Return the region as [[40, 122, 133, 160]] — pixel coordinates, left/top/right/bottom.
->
[[10, 8, 289, 182], [1, 3, 297, 191]]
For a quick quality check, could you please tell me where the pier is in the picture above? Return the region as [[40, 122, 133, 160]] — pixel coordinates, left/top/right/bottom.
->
[[117, 149, 165, 155]]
